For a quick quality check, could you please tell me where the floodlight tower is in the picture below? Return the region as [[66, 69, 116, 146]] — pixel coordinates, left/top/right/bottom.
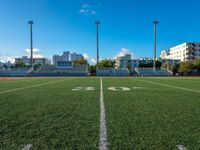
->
[[28, 20, 34, 68], [95, 20, 100, 68], [153, 20, 159, 70]]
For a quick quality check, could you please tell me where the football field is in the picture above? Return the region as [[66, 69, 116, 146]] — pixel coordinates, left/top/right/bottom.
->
[[0, 77, 200, 149]]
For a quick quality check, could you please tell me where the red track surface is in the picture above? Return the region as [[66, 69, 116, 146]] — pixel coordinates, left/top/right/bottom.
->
[[0, 77, 22, 81]]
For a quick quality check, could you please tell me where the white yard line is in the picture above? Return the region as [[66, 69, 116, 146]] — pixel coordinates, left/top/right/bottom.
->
[[0, 79, 69, 95], [141, 80, 200, 94], [177, 145, 187, 150], [22, 144, 33, 150], [99, 77, 108, 150]]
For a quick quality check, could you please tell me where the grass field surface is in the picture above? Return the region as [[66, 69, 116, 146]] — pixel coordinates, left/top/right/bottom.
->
[[0, 77, 200, 149], [0, 77, 100, 149]]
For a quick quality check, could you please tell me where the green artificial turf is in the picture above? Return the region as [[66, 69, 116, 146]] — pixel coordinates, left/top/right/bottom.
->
[[0, 77, 100, 149], [103, 77, 200, 150], [1, 77, 200, 149]]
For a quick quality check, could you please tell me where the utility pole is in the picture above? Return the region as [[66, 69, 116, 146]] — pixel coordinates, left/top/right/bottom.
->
[[95, 21, 100, 69], [153, 20, 159, 70], [28, 20, 34, 68]]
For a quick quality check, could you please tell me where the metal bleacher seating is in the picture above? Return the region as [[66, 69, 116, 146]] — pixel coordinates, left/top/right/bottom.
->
[[135, 68, 173, 76], [96, 68, 130, 76], [33, 65, 88, 76], [0, 68, 32, 76]]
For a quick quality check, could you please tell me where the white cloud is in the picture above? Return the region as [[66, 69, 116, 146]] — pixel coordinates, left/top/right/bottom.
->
[[79, 3, 98, 15], [106, 57, 112, 60], [91, 10, 97, 15], [114, 48, 133, 59], [25, 48, 43, 58], [82, 4, 91, 9], [83, 53, 90, 59], [90, 58, 97, 64], [82, 53, 97, 65], [0, 54, 16, 63], [0, 48, 44, 64], [89, 56, 103, 64], [79, 9, 89, 14]]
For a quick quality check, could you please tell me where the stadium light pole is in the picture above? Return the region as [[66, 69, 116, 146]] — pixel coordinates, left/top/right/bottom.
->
[[95, 20, 100, 69], [28, 20, 34, 68], [153, 20, 159, 70]]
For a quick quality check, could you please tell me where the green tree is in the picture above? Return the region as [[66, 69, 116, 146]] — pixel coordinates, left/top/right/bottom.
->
[[172, 64, 180, 75], [194, 59, 200, 73], [33, 64, 42, 70], [162, 62, 180, 75], [139, 63, 153, 68], [156, 60, 162, 68], [89, 65, 96, 75], [127, 63, 132, 70], [139, 60, 161, 68], [178, 61, 195, 74], [73, 58, 88, 65], [98, 60, 115, 68], [15, 62, 26, 67]]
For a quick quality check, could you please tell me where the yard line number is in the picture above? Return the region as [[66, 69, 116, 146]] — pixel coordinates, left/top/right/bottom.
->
[[107, 87, 130, 91], [72, 87, 95, 91], [72, 87, 143, 91]]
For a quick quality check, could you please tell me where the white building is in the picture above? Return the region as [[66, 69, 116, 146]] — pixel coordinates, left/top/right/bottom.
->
[[160, 49, 170, 60], [53, 51, 84, 68], [160, 42, 200, 61], [115, 54, 139, 69], [15, 56, 51, 66]]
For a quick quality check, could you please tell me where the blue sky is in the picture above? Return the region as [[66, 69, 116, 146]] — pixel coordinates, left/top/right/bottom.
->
[[0, 0, 200, 63]]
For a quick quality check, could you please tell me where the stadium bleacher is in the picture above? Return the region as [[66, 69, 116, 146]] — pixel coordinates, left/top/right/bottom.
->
[[0, 66, 173, 77], [135, 68, 173, 76], [0, 65, 89, 76], [33, 65, 88, 76], [0, 68, 32, 76], [96, 68, 130, 76]]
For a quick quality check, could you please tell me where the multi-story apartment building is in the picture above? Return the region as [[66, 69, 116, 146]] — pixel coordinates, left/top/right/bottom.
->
[[160, 42, 200, 61], [15, 56, 51, 66], [53, 51, 84, 68], [115, 54, 139, 69]]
